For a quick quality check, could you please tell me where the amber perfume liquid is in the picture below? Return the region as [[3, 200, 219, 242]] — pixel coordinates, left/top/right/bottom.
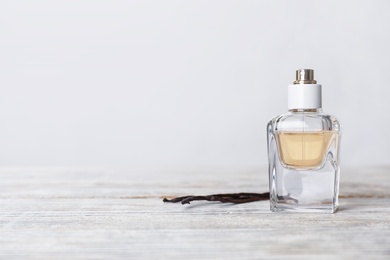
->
[[267, 69, 341, 213], [276, 131, 336, 169]]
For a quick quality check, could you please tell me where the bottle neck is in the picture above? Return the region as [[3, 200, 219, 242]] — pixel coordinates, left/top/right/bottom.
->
[[289, 108, 322, 113]]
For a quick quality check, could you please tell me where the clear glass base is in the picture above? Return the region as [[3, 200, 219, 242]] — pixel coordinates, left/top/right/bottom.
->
[[269, 146, 340, 214], [271, 203, 337, 213]]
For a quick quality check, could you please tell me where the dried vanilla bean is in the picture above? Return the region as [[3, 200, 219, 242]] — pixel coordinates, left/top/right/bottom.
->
[[163, 192, 270, 204]]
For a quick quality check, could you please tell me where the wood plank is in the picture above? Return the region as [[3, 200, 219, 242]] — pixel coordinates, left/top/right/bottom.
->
[[0, 167, 389, 259]]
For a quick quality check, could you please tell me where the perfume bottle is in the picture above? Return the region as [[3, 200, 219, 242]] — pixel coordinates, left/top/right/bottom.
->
[[267, 69, 341, 213]]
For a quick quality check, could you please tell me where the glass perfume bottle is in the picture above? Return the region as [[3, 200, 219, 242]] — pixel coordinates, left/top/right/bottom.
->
[[267, 69, 341, 213]]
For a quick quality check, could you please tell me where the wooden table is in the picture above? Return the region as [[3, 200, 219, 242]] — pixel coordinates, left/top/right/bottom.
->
[[0, 167, 389, 259]]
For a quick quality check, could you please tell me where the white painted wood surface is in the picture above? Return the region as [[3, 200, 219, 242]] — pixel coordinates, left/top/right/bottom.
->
[[0, 167, 389, 259]]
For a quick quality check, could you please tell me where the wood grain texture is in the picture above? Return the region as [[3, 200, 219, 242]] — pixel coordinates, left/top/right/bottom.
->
[[0, 166, 389, 259]]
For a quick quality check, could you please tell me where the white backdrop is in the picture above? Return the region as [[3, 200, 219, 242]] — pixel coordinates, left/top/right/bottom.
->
[[0, 0, 389, 169]]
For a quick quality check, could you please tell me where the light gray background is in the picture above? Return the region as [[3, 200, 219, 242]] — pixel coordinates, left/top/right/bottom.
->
[[0, 0, 389, 169]]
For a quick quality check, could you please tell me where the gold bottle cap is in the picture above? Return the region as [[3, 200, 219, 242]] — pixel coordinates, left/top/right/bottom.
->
[[293, 69, 317, 84]]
